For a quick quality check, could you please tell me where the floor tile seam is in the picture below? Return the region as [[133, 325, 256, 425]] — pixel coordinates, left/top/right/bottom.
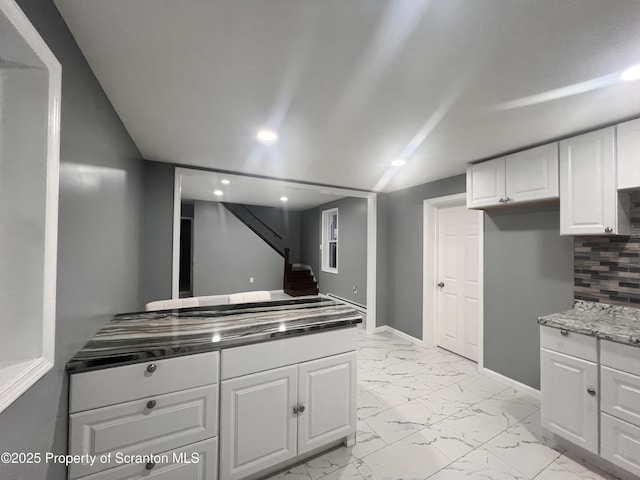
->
[[482, 439, 562, 480]]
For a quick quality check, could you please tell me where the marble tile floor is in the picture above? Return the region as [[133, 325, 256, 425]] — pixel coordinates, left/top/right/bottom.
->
[[267, 326, 619, 480]]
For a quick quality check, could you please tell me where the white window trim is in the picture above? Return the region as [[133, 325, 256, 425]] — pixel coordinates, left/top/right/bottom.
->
[[321, 208, 338, 274]]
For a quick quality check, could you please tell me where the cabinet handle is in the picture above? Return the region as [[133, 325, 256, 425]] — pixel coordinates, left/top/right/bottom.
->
[[560, 329, 569, 336], [437, 282, 445, 288], [146, 363, 157, 374], [587, 388, 597, 396], [604, 227, 613, 233], [146, 400, 157, 409], [145, 462, 155, 470]]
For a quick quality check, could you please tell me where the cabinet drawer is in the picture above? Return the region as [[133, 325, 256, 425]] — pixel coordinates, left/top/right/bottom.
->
[[81, 437, 218, 480], [221, 327, 357, 380], [69, 385, 218, 479], [539, 325, 597, 362], [70, 352, 219, 413], [601, 366, 640, 426], [601, 413, 640, 478], [601, 340, 640, 377]]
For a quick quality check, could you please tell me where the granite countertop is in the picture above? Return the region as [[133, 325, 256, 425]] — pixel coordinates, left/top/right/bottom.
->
[[538, 300, 640, 347], [67, 297, 362, 373]]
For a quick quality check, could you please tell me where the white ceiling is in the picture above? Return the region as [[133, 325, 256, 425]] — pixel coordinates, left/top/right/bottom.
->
[[55, 0, 640, 193], [180, 169, 359, 211]]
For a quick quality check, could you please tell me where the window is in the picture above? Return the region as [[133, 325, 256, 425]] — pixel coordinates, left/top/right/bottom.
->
[[321, 208, 338, 273]]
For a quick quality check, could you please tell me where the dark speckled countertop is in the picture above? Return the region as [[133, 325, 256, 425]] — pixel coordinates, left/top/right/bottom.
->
[[67, 297, 362, 373], [538, 300, 640, 347]]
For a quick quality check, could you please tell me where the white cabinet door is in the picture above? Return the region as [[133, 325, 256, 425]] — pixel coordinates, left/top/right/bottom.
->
[[220, 365, 297, 480], [617, 118, 640, 190], [559, 127, 618, 235], [506, 144, 559, 203], [540, 348, 598, 454], [297, 352, 357, 455], [466, 157, 506, 208]]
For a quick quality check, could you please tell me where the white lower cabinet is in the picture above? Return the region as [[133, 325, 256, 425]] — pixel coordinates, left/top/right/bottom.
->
[[599, 340, 640, 477], [540, 347, 598, 454], [68, 353, 220, 480], [540, 329, 640, 478], [220, 351, 357, 480]]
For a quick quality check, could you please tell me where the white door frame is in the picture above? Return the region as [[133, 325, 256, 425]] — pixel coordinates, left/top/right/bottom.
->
[[172, 167, 378, 334], [423, 193, 484, 370]]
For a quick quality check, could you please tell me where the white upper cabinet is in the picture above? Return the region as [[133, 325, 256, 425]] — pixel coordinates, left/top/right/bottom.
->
[[505, 144, 559, 203], [560, 127, 630, 236], [617, 118, 640, 190], [466, 157, 506, 208], [466, 144, 558, 209]]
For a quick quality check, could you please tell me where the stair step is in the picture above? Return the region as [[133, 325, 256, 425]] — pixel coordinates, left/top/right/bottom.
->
[[288, 270, 312, 278], [285, 280, 317, 290], [285, 287, 319, 297]]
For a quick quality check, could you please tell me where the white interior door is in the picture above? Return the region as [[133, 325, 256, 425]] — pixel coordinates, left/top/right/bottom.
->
[[436, 205, 482, 361]]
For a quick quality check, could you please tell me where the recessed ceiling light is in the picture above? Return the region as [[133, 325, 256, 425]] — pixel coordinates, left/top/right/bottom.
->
[[280, 196, 288, 202], [213, 190, 223, 196], [221, 179, 230, 185], [256, 128, 278, 144], [621, 64, 640, 81], [391, 158, 407, 167]]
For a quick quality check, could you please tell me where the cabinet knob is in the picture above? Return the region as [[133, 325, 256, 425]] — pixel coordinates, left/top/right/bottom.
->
[[293, 406, 299, 415], [298, 405, 305, 414], [146, 400, 157, 409], [560, 329, 569, 336], [437, 282, 445, 288], [146, 363, 157, 374], [504, 197, 511, 202], [498, 198, 505, 203], [145, 462, 155, 470], [587, 388, 597, 396], [604, 227, 613, 233]]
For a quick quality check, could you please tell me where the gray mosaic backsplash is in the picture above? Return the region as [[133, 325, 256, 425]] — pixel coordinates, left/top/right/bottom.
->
[[574, 192, 640, 307]]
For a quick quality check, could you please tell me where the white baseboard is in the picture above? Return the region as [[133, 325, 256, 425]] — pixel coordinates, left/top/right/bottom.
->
[[482, 368, 541, 401], [374, 326, 425, 347]]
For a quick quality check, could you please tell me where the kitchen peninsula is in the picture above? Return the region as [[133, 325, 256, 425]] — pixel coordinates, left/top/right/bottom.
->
[[66, 297, 362, 480]]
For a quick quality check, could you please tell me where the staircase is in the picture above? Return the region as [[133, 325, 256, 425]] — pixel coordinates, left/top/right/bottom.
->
[[284, 249, 319, 297]]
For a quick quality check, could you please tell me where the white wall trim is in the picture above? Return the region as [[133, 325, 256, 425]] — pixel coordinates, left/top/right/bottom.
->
[[173, 168, 377, 334], [482, 368, 542, 401], [0, 0, 60, 414], [375, 326, 426, 347], [172, 168, 184, 299], [423, 193, 485, 370], [366, 196, 377, 334]]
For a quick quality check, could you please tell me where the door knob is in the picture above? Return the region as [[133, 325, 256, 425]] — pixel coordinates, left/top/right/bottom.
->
[[437, 282, 445, 288]]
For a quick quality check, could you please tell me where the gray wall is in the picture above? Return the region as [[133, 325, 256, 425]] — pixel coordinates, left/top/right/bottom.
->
[[300, 197, 367, 306], [192, 201, 284, 295], [383, 175, 466, 338], [484, 204, 574, 389], [0, 1, 144, 479], [140, 161, 175, 304]]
